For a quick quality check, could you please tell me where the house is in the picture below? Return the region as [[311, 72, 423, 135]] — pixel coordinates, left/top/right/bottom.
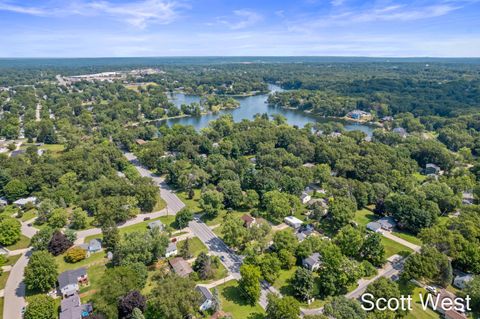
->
[[462, 192, 474, 205], [300, 192, 311, 204], [58, 268, 88, 298], [367, 222, 382, 233], [0, 197, 7, 208], [88, 239, 102, 253], [284, 216, 303, 229], [346, 110, 372, 121], [302, 253, 322, 271], [165, 242, 177, 258], [148, 220, 165, 231], [392, 127, 408, 138], [10, 149, 25, 157], [249, 157, 257, 164], [302, 163, 315, 168], [59, 293, 93, 319], [169, 257, 193, 277], [196, 286, 214, 311], [241, 214, 256, 228], [13, 196, 37, 208], [296, 228, 314, 242], [427, 289, 467, 319], [453, 274, 474, 289], [425, 163, 441, 175], [135, 139, 147, 146], [381, 116, 394, 122], [378, 216, 396, 231], [307, 198, 328, 217]]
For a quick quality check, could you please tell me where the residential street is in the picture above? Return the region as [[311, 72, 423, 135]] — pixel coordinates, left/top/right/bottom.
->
[[3, 150, 185, 319]]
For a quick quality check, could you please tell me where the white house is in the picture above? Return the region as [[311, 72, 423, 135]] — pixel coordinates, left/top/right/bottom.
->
[[0, 198, 7, 208], [165, 242, 177, 258], [13, 196, 37, 208], [196, 286, 214, 311], [366, 222, 382, 233], [58, 268, 88, 298], [284, 216, 303, 229], [300, 192, 312, 204], [302, 253, 322, 271]]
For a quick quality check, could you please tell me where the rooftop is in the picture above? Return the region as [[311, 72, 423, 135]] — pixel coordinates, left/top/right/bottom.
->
[[58, 268, 87, 289], [169, 257, 193, 278]]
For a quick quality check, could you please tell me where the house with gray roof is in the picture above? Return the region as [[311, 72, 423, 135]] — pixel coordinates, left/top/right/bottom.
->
[[196, 286, 214, 311], [88, 239, 102, 253], [13, 196, 37, 207], [165, 242, 177, 258], [378, 216, 396, 231], [0, 197, 7, 207], [454, 274, 474, 290], [392, 127, 408, 138], [367, 221, 382, 233], [58, 268, 88, 298], [60, 293, 92, 319], [302, 253, 322, 271], [425, 163, 441, 175]]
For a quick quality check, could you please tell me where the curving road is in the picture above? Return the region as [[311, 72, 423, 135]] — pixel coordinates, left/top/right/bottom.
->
[[3, 150, 185, 319]]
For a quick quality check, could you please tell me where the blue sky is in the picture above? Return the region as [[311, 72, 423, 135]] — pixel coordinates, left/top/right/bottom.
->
[[0, 0, 479, 57]]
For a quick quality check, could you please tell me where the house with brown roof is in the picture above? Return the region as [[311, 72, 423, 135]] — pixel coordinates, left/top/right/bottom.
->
[[241, 214, 256, 228], [169, 257, 193, 278]]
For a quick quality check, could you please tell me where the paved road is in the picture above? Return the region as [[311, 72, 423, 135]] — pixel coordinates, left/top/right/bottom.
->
[[3, 250, 30, 319], [301, 256, 406, 316], [3, 150, 185, 319], [188, 219, 242, 278]]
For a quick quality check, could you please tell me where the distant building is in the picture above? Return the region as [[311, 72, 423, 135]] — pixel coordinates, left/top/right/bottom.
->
[[148, 220, 165, 231], [10, 149, 25, 157], [0, 197, 7, 207], [302, 253, 322, 271], [296, 228, 314, 242], [13, 196, 37, 208], [462, 192, 474, 205], [135, 139, 147, 146], [302, 163, 315, 168], [381, 116, 394, 122], [346, 110, 372, 121], [165, 242, 177, 258], [425, 163, 441, 175], [367, 222, 382, 233], [284, 216, 303, 229], [169, 257, 193, 278], [453, 274, 474, 290], [300, 192, 311, 204], [392, 127, 408, 138], [241, 214, 256, 228], [58, 268, 88, 298], [196, 286, 214, 311]]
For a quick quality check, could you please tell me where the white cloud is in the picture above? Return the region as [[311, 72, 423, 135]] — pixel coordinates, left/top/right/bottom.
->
[[0, 0, 186, 28], [217, 9, 263, 30]]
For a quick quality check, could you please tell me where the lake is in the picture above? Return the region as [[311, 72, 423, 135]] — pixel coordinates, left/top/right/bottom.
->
[[161, 84, 375, 137]]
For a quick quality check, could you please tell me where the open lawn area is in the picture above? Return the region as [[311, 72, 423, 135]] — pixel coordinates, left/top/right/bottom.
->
[[392, 230, 422, 246], [399, 281, 440, 319], [19, 209, 36, 222], [80, 263, 107, 298], [4, 254, 21, 266], [0, 271, 9, 290], [55, 250, 107, 273], [153, 194, 167, 212], [5, 234, 30, 251], [215, 280, 265, 319], [382, 236, 413, 257], [177, 189, 202, 213], [177, 237, 208, 257], [0, 297, 3, 319], [354, 209, 377, 227]]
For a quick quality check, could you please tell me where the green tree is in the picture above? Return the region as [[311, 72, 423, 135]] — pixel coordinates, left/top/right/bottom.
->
[[199, 189, 224, 218], [174, 207, 193, 229], [324, 296, 367, 319], [221, 214, 248, 249], [273, 229, 298, 252], [145, 274, 201, 319], [70, 207, 88, 229], [47, 207, 68, 229], [334, 225, 364, 258], [266, 293, 300, 319], [361, 233, 386, 267], [465, 276, 480, 312], [291, 268, 314, 301], [0, 217, 21, 246], [328, 196, 356, 231], [31, 227, 54, 251], [239, 264, 261, 305], [243, 189, 260, 209], [3, 179, 28, 202], [259, 253, 282, 284], [218, 180, 244, 208], [24, 251, 58, 292], [102, 220, 120, 253], [24, 295, 56, 319]]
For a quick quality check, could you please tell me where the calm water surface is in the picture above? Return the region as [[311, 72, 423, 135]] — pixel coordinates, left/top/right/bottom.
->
[[162, 85, 375, 137]]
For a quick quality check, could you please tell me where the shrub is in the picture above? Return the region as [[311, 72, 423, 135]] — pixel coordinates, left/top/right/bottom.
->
[[64, 246, 87, 263]]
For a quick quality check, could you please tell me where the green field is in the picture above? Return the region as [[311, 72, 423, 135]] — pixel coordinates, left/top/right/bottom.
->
[[215, 280, 265, 319], [354, 209, 377, 227], [382, 236, 413, 257], [0, 271, 9, 290], [399, 282, 441, 319], [5, 234, 30, 251], [177, 237, 208, 257], [55, 250, 107, 273], [177, 189, 202, 213]]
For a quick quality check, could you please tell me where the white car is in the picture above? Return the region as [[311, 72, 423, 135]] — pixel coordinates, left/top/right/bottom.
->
[[426, 286, 437, 295]]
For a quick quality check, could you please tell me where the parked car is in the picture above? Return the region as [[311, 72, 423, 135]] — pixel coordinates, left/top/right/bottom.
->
[[426, 286, 437, 295], [143, 217, 151, 221]]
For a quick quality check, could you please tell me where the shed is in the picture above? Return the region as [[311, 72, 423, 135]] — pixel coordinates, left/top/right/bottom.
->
[[284, 216, 303, 229]]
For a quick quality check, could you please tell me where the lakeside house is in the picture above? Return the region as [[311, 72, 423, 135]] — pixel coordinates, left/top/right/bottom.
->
[[346, 110, 372, 121], [425, 163, 441, 175], [196, 286, 214, 311], [302, 253, 322, 271], [241, 214, 256, 228], [58, 268, 88, 298]]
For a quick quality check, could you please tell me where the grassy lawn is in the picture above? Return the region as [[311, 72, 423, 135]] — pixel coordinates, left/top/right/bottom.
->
[[216, 280, 265, 319], [0, 297, 3, 319], [84, 215, 177, 243], [177, 237, 208, 257], [153, 194, 167, 212], [80, 263, 107, 298], [382, 236, 413, 257], [177, 189, 202, 213], [20, 209, 36, 222], [55, 250, 107, 273], [392, 230, 422, 246], [399, 281, 440, 319], [0, 271, 9, 290], [197, 262, 229, 284], [412, 172, 428, 183], [4, 254, 21, 266], [354, 209, 377, 227], [5, 234, 30, 251]]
